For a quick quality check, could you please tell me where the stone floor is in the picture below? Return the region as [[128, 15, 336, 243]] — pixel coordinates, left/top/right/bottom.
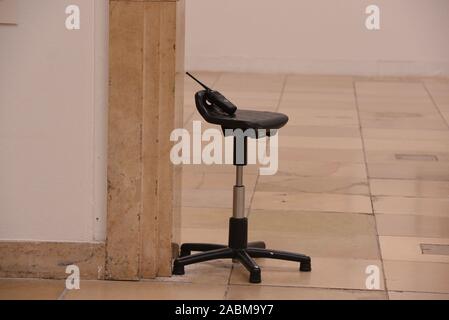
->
[[1, 72, 449, 300]]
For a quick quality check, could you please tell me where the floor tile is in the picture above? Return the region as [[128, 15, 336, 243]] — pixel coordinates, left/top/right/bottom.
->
[[287, 110, 359, 127], [279, 147, 365, 163], [284, 107, 358, 118], [182, 172, 257, 190], [230, 257, 385, 291], [423, 80, 449, 93], [280, 136, 362, 150], [227, 285, 386, 300], [442, 112, 449, 124], [225, 96, 279, 111], [181, 207, 232, 230], [380, 236, 449, 263], [0, 279, 65, 300], [368, 162, 449, 181], [251, 192, 372, 214], [249, 210, 380, 259], [181, 227, 229, 245], [383, 261, 449, 293], [221, 90, 282, 101], [370, 179, 449, 198], [167, 260, 232, 285], [362, 128, 449, 141], [366, 150, 449, 163], [355, 81, 429, 98], [425, 82, 449, 111], [285, 75, 354, 94], [276, 161, 367, 178], [360, 117, 448, 130], [63, 281, 227, 300], [373, 196, 449, 217], [257, 176, 369, 195], [364, 139, 449, 153], [360, 109, 439, 120], [356, 100, 436, 112], [279, 92, 356, 110], [388, 291, 449, 300], [282, 125, 361, 138], [182, 188, 253, 209], [376, 214, 449, 238]]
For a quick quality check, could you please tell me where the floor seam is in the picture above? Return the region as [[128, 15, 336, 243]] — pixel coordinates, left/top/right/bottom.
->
[[352, 79, 389, 298], [422, 81, 449, 130], [57, 288, 68, 301], [388, 289, 449, 295], [228, 282, 387, 294]]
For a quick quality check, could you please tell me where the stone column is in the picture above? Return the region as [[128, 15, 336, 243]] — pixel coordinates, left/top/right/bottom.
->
[[106, 0, 184, 280]]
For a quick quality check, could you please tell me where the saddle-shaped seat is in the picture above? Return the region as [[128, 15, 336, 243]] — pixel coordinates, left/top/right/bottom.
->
[[195, 90, 289, 133]]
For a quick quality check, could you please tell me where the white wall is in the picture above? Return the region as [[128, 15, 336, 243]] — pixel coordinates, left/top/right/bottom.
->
[[186, 0, 449, 76], [0, 0, 108, 242]]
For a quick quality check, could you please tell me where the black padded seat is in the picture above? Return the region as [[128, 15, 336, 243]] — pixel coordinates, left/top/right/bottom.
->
[[195, 90, 289, 132]]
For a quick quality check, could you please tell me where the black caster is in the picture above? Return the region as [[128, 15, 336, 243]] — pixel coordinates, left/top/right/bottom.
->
[[172, 262, 185, 275], [250, 268, 262, 284], [300, 259, 312, 272]]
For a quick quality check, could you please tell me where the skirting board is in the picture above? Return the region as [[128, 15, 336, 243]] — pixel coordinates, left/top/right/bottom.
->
[[186, 56, 449, 77], [0, 241, 106, 280]]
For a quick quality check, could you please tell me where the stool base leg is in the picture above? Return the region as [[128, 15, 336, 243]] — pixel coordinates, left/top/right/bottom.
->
[[173, 241, 311, 283], [173, 248, 234, 275], [180, 243, 227, 257]]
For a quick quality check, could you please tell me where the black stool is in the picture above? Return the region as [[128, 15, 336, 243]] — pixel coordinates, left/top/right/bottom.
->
[[173, 90, 311, 284]]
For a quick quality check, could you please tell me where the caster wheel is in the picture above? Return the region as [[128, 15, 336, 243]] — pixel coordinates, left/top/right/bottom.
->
[[172, 262, 185, 275], [300, 260, 312, 272], [249, 268, 262, 284]]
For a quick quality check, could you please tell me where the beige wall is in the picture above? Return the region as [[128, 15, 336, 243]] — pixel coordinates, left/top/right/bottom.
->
[[0, 0, 108, 242], [186, 0, 449, 76]]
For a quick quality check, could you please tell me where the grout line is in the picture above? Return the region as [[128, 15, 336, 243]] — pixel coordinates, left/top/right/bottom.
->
[[57, 288, 68, 301], [275, 75, 288, 113], [422, 81, 449, 130], [368, 176, 449, 182], [183, 112, 195, 126], [223, 263, 234, 300], [365, 194, 449, 200], [181, 204, 376, 217], [388, 289, 449, 296], [352, 80, 389, 298], [228, 282, 387, 294]]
